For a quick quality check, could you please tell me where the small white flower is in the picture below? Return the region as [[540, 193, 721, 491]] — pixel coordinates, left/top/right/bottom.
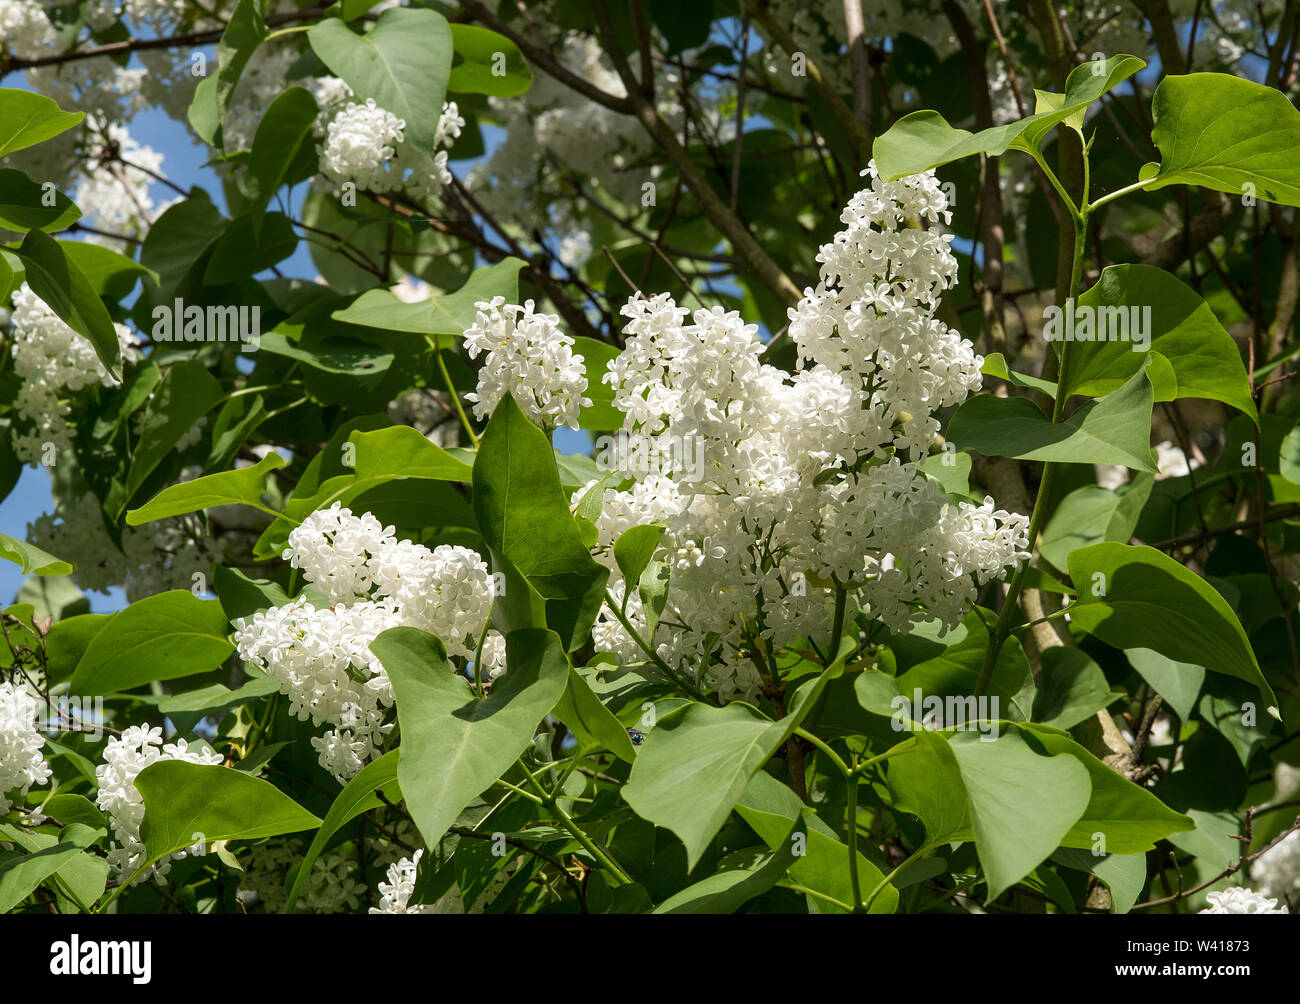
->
[[463, 297, 591, 430], [0, 681, 51, 814], [369, 850, 431, 914], [1199, 887, 1288, 914], [95, 725, 223, 883]]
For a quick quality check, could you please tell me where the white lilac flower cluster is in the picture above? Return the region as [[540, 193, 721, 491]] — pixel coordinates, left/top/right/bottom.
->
[[571, 164, 1027, 702], [1198, 886, 1289, 914], [370, 850, 431, 914], [6, 278, 220, 603], [317, 91, 465, 201], [1250, 829, 1300, 902], [464, 297, 592, 431], [94, 726, 223, 883], [233, 503, 498, 783], [0, 0, 59, 59], [0, 681, 51, 815], [238, 814, 417, 912], [84, 0, 197, 33], [6, 283, 138, 466], [237, 842, 364, 913], [28, 491, 222, 602]]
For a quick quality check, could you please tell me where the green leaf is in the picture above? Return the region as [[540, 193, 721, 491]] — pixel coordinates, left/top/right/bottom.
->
[[0, 840, 95, 914], [351, 425, 472, 482], [119, 360, 224, 515], [1167, 808, 1240, 873], [1067, 542, 1279, 714], [1141, 72, 1300, 207], [895, 608, 1035, 722], [981, 352, 1058, 399], [136, 762, 319, 876], [0, 89, 84, 157], [41, 794, 107, 831], [1280, 420, 1300, 486], [885, 731, 972, 848], [948, 359, 1157, 471], [623, 651, 847, 870], [44, 614, 109, 685], [1014, 723, 1194, 852], [331, 257, 526, 334], [69, 590, 235, 696], [11, 229, 122, 380], [735, 771, 898, 914], [1052, 848, 1148, 914], [0, 824, 104, 913], [127, 452, 284, 525], [247, 87, 318, 240], [1040, 473, 1153, 571], [653, 819, 805, 913], [552, 666, 638, 763], [0, 821, 108, 911], [1126, 648, 1205, 722], [573, 336, 623, 430], [257, 330, 392, 375], [203, 211, 298, 283], [187, 0, 269, 148], [473, 393, 609, 651], [17, 576, 89, 623], [947, 730, 1091, 901], [139, 195, 227, 300], [283, 750, 401, 912], [258, 424, 470, 550], [61, 241, 156, 299], [0, 169, 80, 233], [448, 24, 532, 97], [0, 532, 72, 575], [1064, 265, 1256, 420], [211, 565, 291, 623], [1031, 647, 1114, 730], [623, 705, 790, 870], [916, 448, 974, 498], [155, 675, 280, 716], [207, 392, 268, 471], [613, 525, 664, 600], [308, 7, 454, 158], [1197, 676, 1273, 767], [873, 56, 1144, 179], [373, 625, 570, 849]]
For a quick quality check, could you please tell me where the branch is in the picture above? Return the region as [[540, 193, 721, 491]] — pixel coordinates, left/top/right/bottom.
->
[[592, 1, 803, 304], [747, 0, 873, 170], [1, 5, 334, 74]]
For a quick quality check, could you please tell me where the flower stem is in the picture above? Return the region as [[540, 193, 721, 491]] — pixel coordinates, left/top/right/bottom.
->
[[603, 588, 708, 701], [975, 208, 1090, 697], [847, 754, 865, 913], [517, 757, 632, 885], [436, 350, 480, 447]]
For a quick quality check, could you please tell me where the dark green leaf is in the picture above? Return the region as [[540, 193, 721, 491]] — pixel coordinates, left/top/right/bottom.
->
[[1067, 542, 1278, 713], [947, 360, 1157, 471], [0, 168, 80, 232], [12, 229, 122, 380]]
